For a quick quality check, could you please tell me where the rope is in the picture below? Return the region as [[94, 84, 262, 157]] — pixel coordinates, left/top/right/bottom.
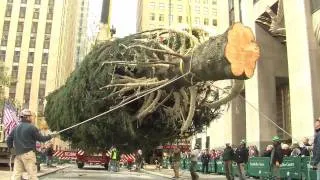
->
[[56, 72, 191, 134]]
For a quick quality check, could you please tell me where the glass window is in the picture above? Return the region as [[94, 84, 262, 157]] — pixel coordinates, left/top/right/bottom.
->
[[177, 4, 183, 12], [150, 13, 155, 21], [195, 5, 200, 14], [17, 22, 24, 32], [7, 0, 13, 3], [203, 0, 209, 4], [159, 14, 164, 21], [43, 35, 50, 49], [45, 23, 52, 34], [178, 16, 183, 23], [13, 51, 20, 62], [15, 35, 22, 47], [11, 66, 19, 79], [195, 0, 200, 3], [159, 3, 165, 10], [47, 7, 53, 20], [25, 67, 33, 80], [0, 50, 6, 62], [212, 0, 217, 5], [149, 2, 156, 9], [40, 66, 47, 80], [3, 21, 10, 31], [1, 33, 8, 46], [31, 22, 38, 33], [27, 52, 34, 63], [195, 17, 200, 24], [9, 83, 16, 99], [33, 8, 40, 19], [212, 8, 217, 16], [48, 0, 54, 6], [21, 0, 27, 4], [203, 7, 209, 14], [29, 37, 36, 48], [212, 19, 217, 26], [42, 53, 48, 64], [19, 7, 26, 18], [5, 4, 12, 17], [35, 0, 41, 4], [204, 18, 209, 25]]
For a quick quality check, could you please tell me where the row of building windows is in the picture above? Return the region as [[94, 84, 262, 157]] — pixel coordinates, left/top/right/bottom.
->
[[148, 0, 217, 9], [149, 13, 217, 26], [5, 1, 54, 20], [7, 0, 53, 5], [148, 2, 217, 15]]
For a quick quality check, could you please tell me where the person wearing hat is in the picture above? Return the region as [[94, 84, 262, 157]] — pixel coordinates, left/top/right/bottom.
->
[[311, 118, 320, 180], [234, 139, 249, 180], [189, 144, 201, 180], [270, 135, 283, 180], [6, 109, 57, 180], [223, 143, 234, 180]]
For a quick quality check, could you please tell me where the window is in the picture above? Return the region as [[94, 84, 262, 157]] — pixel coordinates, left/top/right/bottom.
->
[[195, 5, 200, 14], [3, 21, 10, 31], [212, 0, 217, 5], [195, 17, 200, 24], [33, 8, 39, 19], [43, 36, 50, 49], [15, 35, 22, 47], [195, 138, 202, 149], [45, 23, 52, 34], [35, 0, 41, 4], [5, 4, 12, 17], [203, 7, 209, 14], [0, 50, 6, 62], [29, 37, 36, 48], [177, 4, 183, 12], [21, 0, 27, 3], [25, 66, 33, 79], [11, 66, 19, 79], [9, 83, 16, 99], [7, 0, 13, 3], [27, 52, 34, 63], [159, 14, 164, 21], [206, 136, 210, 149], [42, 53, 48, 64], [19, 7, 26, 18], [149, 1, 156, 9], [48, 0, 54, 6], [178, 16, 183, 23], [195, 0, 200, 3], [40, 66, 47, 80], [31, 22, 38, 33], [203, 0, 209, 4], [159, 3, 165, 10], [17, 22, 24, 32], [204, 18, 209, 25], [47, 7, 53, 20], [150, 13, 155, 21], [13, 51, 20, 62], [212, 8, 217, 16], [1, 33, 8, 46], [212, 19, 217, 26]]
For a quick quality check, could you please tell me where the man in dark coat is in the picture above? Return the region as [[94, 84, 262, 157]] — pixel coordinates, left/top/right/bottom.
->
[[201, 149, 210, 174], [270, 136, 283, 180], [223, 143, 234, 180], [234, 139, 249, 180]]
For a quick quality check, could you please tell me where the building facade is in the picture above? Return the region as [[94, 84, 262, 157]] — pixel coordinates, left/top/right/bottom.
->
[[192, 0, 320, 151], [74, 0, 89, 68], [0, 0, 79, 121], [136, 0, 218, 34]]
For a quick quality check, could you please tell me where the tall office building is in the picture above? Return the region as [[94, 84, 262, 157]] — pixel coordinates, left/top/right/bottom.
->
[[74, 0, 89, 68], [137, 0, 218, 34], [0, 0, 79, 118]]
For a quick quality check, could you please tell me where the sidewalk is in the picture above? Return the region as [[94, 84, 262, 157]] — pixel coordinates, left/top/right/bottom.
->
[[142, 164, 226, 179], [1, 164, 69, 180]]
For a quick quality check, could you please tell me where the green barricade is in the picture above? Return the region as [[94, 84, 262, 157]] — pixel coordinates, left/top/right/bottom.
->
[[180, 159, 185, 169], [208, 160, 216, 173], [279, 157, 301, 179], [196, 161, 202, 172], [185, 159, 191, 170], [232, 162, 239, 176], [216, 160, 225, 174], [162, 159, 169, 169], [301, 156, 317, 180], [247, 157, 271, 177]]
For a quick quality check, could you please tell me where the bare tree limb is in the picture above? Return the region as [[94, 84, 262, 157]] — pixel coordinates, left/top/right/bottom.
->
[[180, 86, 197, 134]]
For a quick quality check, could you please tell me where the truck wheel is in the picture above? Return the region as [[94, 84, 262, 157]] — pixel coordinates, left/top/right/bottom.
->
[[104, 163, 108, 170], [77, 162, 84, 169]]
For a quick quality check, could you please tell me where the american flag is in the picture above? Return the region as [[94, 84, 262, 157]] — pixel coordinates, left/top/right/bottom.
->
[[2, 101, 19, 137]]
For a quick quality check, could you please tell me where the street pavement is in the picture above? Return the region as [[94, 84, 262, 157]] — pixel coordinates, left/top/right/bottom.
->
[[40, 165, 169, 180]]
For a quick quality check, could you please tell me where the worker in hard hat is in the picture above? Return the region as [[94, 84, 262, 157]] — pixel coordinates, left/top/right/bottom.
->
[[6, 109, 58, 180], [270, 136, 283, 180]]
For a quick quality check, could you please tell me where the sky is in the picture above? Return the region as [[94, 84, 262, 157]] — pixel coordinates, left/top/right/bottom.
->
[[87, 0, 138, 38]]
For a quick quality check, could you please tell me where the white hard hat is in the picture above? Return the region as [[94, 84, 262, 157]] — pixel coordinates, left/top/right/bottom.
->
[[20, 109, 32, 117]]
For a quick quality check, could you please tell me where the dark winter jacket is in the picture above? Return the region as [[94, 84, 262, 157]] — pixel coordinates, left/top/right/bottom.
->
[[201, 153, 211, 164], [234, 146, 249, 163], [222, 146, 234, 161], [271, 143, 283, 165], [7, 122, 52, 155], [300, 145, 311, 156], [312, 130, 320, 166]]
